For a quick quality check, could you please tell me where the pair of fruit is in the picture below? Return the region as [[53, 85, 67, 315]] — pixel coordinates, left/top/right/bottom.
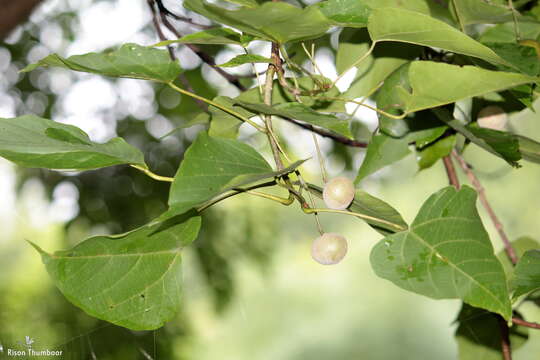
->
[[311, 177, 354, 265]]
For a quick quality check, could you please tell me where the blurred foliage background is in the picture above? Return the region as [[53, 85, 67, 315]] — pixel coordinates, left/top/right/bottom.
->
[[0, 0, 539, 359]]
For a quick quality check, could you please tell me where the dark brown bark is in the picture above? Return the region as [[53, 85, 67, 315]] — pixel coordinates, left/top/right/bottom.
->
[[0, 0, 45, 40]]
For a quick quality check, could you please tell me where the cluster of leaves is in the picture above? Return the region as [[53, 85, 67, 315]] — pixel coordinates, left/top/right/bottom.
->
[[2, 0, 540, 358]]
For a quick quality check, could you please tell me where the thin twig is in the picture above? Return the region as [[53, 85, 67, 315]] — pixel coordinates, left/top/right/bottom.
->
[[147, 0, 208, 111], [156, 4, 247, 91], [452, 150, 519, 265], [196, 180, 279, 212], [443, 155, 460, 189], [497, 316, 513, 360], [131, 165, 174, 182], [263, 42, 285, 170], [512, 317, 540, 329], [155, 0, 211, 29]]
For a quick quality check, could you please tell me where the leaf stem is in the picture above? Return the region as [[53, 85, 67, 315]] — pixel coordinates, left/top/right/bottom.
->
[[167, 82, 267, 133], [131, 164, 174, 182], [452, 150, 518, 265], [302, 207, 407, 232], [321, 96, 407, 120], [331, 41, 376, 88], [196, 180, 283, 212]]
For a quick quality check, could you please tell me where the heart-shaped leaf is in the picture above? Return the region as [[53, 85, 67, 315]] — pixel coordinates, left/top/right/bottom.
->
[[0, 115, 145, 170], [30, 211, 202, 330], [371, 186, 512, 320], [22, 43, 182, 82]]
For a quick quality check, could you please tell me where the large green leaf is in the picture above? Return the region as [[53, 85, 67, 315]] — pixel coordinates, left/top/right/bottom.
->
[[355, 133, 411, 182], [30, 211, 202, 330], [479, 21, 540, 43], [22, 43, 182, 82], [235, 101, 352, 138], [0, 115, 145, 170], [376, 61, 537, 136], [452, 0, 526, 25], [518, 135, 540, 164], [306, 183, 408, 235], [513, 249, 540, 298], [370, 186, 512, 320], [318, 0, 450, 27], [183, 0, 331, 43], [368, 8, 508, 65], [455, 304, 529, 360], [168, 132, 304, 215]]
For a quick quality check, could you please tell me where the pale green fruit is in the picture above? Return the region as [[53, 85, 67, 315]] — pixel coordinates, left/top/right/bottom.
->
[[311, 233, 348, 265], [323, 177, 355, 210], [477, 106, 508, 131]]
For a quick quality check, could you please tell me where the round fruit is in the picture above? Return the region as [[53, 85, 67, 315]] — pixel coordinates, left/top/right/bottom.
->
[[323, 177, 355, 210], [311, 233, 348, 265], [477, 105, 508, 131]]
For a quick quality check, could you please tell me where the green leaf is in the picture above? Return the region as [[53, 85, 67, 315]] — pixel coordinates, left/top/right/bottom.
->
[[417, 135, 456, 170], [370, 186, 512, 320], [484, 42, 540, 76], [377, 61, 537, 133], [235, 101, 352, 138], [452, 0, 525, 25], [306, 183, 408, 235], [167, 132, 304, 215], [208, 96, 256, 139], [434, 108, 521, 167], [30, 211, 202, 330], [154, 28, 244, 46], [368, 8, 508, 66], [479, 21, 540, 43], [412, 125, 448, 149], [0, 115, 145, 170], [498, 237, 540, 283], [237, 76, 345, 112], [455, 303, 529, 360], [217, 54, 272, 68], [183, 0, 331, 43], [513, 249, 540, 298], [355, 133, 411, 182], [318, 0, 371, 27], [22, 43, 182, 82], [318, 0, 451, 28], [517, 135, 540, 164]]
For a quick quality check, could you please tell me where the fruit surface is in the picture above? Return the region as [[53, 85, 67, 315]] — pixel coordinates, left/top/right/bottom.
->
[[311, 233, 348, 265], [323, 177, 355, 210]]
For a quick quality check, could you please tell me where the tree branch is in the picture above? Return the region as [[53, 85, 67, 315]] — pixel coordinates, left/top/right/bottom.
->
[[512, 317, 540, 329], [443, 155, 460, 189], [452, 150, 519, 265], [498, 316, 513, 360], [281, 117, 368, 147], [263, 42, 285, 170], [0, 0, 44, 40], [154, 0, 212, 29], [156, 5, 247, 91]]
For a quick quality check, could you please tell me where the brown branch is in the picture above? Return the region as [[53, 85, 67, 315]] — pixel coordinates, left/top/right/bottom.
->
[[443, 155, 460, 189], [512, 317, 540, 329], [156, 8, 247, 91], [498, 316, 513, 360], [452, 150, 519, 265], [147, 0, 208, 111], [154, 0, 212, 29], [0, 0, 44, 40]]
